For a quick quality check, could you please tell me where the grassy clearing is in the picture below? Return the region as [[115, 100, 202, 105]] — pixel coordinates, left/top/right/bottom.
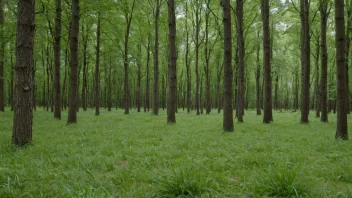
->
[[0, 109, 352, 197]]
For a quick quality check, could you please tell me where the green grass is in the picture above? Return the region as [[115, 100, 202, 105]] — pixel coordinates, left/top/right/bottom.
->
[[0, 108, 352, 197]]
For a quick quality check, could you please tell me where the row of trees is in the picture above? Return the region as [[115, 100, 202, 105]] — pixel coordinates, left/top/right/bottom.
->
[[0, 0, 350, 146]]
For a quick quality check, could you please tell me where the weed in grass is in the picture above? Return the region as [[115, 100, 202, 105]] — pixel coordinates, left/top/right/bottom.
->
[[254, 163, 309, 197], [153, 166, 219, 197]]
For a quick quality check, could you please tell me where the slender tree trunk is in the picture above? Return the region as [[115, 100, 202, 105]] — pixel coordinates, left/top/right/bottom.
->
[[346, 7, 351, 113], [315, 36, 320, 117], [205, 0, 211, 114], [12, 0, 35, 146], [237, 0, 244, 122], [9, 52, 14, 111], [262, 0, 273, 123], [185, 2, 191, 113], [255, 40, 261, 115], [300, 0, 310, 123], [274, 74, 279, 110], [137, 45, 142, 112], [222, 0, 234, 132], [320, 1, 328, 122], [195, 1, 201, 116], [53, 0, 61, 119], [0, 0, 4, 112], [335, 0, 348, 139], [145, 37, 151, 112], [153, 0, 160, 115], [67, 0, 79, 124], [167, 0, 177, 123], [95, 16, 101, 116], [82, 24, 88, 111]]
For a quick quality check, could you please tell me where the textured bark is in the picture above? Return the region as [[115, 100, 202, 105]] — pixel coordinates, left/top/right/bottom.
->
[[12, 0, 35, 146], [300, 0, 310, 123], [335, 0, 348, 140], [153, 0, 160, 115], [167, 0, 177, 123], [222, 0, 234, 132], [262, 0, 273, 123], [346, 7, 351, 113], [320, 1, 328, 122], [95, 16, 101, 116], [67, 0, 79, 124], [0, 0, 4, 112], [53, 0, 61, 119], [237, 0, 244, 122]]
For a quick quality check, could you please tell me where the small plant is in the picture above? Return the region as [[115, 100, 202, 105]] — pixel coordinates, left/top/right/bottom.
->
[[153, 167, 218, 197], [254, 164, 309, 197]]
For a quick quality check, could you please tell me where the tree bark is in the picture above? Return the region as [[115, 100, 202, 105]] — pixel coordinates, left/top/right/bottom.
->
[[153, 0, 160, 115], [0, 0, 4, 112], [222, 0, 234, 132], [12, 0, 35, 146], [145, 36, 151, 112], [53, 0, 61, 119], [300, 0, 310, 123], [335, 0, 348, 140], [262, 0, 273, 123], [81, 24, 88, 111], [255, 39, 261, 115], [95, 16, 101, 116], [67, 0, 79, 124], [195, 0, 201, 116], [320, 1, 328, 122], [237, 0, 244, 122], [167, 0, 177, 123]]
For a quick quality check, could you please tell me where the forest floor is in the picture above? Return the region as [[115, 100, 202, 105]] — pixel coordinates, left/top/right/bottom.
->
[[0, 109, 352, 197]]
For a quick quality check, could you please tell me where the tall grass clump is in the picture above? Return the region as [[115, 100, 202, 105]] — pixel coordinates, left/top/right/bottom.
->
[[254, 163, 309, 197], [153, 167, 218, 197]]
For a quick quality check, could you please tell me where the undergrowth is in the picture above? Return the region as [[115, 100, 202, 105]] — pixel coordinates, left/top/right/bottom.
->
[[0, 109, 351, 197]]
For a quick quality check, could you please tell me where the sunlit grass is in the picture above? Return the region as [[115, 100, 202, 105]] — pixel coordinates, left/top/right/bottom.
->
[[0, 108, 351, 197]]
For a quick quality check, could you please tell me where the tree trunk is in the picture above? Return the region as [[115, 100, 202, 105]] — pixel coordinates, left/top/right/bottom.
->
[[195, 1, 201, 116], [335, 0, 348, 140], [300, 0, 310, 123], [237, 0, 244, 122], [204, 0, 211, 114], [274, 74, 279, 110], [262, 0, 273, 123], [222, 0, 234, 132], [0, 0, 4, 112], [255, 39, 261, 115], [95, 16, 101, 116], [82, 24, 88, 111], [53, 0, 61, 119], [167, 0, 177, 123], [315, 36, 320, 117], [137, 45, 142, 113], [185, 2, 191, 113], [153, 0, 160, 115], [346, 7, 351, 113], [145, 37, 151, 112], [12, 0, 35, 146], [320, 1, 328, 122], [67, 0, 79, 124]]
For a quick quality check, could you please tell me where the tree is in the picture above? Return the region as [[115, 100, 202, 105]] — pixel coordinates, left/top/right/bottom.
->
[[153, 0, 162, 116], [262, 0, 273, 123], [95, 16, 101, 116], [0, 0, 4, 112], [236, 0, 244, 122], [67, 0, 80, 124], [255, 32, 261, 116], [167, 0, 176, 123], [222, 0, 234, 132], [53, 0, 61, 119], [320, 0, 329, 123], [300, 0, 310, 123], [12, 0, 35, 146], [335, 0, 348, 140]]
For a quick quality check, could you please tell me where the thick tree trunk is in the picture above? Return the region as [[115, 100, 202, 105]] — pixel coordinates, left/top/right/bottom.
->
[[262, 0, 273, 123], [53, 0, 61, 119], [300, 0, 310, 123], [67, 0, 79, 124], [237, 0, 244, 122], [222, 0, 234, 132], [346, 8, 351, 113], [167, 0, 177, 123], [12, 0, 35, 146], [335, 0, 348, 140], [95, 16, 101, 116], [0, 0, 4, 112], [320, 1, 328, 122], [153, 0, 160, 115]]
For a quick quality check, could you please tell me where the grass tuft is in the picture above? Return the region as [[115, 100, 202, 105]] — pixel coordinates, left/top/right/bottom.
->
[[153, 166, 219, 197], [254, 163, 309, 197]]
